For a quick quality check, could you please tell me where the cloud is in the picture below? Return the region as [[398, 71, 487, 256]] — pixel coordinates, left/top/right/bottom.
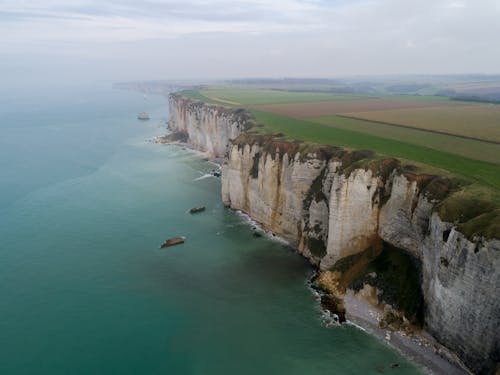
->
[[0, 0, 499, 80], [0, 0, 330, 42]]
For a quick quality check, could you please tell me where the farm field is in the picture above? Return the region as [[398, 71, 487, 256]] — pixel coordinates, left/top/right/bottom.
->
[[252, 98, 461, 119], [310, 115, 500, 165], [198, 88, 370, 105], [251, 110, 500, 189], [340, 106, 500, 143]]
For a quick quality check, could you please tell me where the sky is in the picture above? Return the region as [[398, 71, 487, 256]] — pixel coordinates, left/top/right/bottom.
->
[[1, 0, 499, 83]]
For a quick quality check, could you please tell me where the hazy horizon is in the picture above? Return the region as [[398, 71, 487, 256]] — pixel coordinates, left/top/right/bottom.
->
[[1, 0, 500, 85]]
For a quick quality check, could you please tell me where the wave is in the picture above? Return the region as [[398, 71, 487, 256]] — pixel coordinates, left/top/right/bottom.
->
[[194, 173, 214, 181]]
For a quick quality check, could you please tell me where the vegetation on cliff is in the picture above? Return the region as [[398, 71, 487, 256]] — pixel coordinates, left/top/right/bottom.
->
[[320, 242, 424, 323]]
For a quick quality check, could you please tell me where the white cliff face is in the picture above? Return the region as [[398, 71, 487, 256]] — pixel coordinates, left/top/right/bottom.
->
[[422, 214, 500, 375], [222, 142, 329, 255], [168, 94, 246, 158], [223, 142, 500, 373], [170, 96, 499, 374], [378, 174, 434, 259], [321, 169, 380, 270]]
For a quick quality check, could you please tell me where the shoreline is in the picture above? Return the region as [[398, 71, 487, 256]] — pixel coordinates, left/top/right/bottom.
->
[[306, 269, 470, 375], [239, 202, 473, 375], [343, 291, 471, 375], [153, 139, 472, 375]]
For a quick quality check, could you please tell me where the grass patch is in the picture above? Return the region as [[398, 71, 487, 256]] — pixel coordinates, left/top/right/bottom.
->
[[457, 210, 500, 240], [437, 184, 500, 240], [180, 90, 232, 106]]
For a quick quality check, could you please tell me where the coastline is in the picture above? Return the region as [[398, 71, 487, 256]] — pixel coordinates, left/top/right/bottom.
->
[[343, 292, 471, 375], [154, 138, 472, 375], [307, 270, 470, 375]]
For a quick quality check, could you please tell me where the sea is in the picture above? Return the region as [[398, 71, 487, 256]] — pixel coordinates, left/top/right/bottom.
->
[[0, 82, 422, 374]]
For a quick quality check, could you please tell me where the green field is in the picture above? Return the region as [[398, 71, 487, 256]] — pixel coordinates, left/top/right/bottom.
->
[[180, 90, 228, 105], [310, 115, 500, 164], [251, 110, 500, 189], [198, 88, 370, 105], [341, 106, 500, 143], [183, 88, 457, 106]]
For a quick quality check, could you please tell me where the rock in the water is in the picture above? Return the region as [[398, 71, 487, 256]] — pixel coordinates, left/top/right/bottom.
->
[[209, 168, 222, 177], [160, 237, 185, 248], [190, 206, 206, 214]]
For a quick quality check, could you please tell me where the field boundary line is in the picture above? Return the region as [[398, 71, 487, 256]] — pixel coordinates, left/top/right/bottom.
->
[[334, 114, 500, 145]]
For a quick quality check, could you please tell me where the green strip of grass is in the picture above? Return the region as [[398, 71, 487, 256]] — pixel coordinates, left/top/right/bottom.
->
[[251, 110, 500, 189], [309, 115, 500, 165], [179, 90, 230, 106], [199, 88, 371, 105]]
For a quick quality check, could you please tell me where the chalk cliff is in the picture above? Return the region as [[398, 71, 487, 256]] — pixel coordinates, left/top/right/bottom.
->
[[169, 94, 500, 375], [168, 94, 249, 158]]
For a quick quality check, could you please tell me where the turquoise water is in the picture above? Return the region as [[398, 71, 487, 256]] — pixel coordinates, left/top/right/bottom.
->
[[0, 84, 422, 374]]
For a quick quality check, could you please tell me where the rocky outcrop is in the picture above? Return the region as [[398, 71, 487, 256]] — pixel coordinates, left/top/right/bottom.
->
[[168, 94, 500, 375]]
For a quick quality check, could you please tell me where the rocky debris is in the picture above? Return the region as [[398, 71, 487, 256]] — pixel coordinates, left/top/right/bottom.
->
[[189, 206, 206, 214], [153, 131, 188, 144], [210, 168, 221, 177], [320, 294, 346, 323], [379, 305, 415, 334], [160, 237, 185, 248]]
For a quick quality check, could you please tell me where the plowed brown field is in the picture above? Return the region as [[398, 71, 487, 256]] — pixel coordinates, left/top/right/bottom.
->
[[341, 106, 500, 143], [252, 98, 458, 119]]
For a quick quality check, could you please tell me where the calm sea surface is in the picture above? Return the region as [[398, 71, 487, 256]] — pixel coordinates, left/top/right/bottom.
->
[[0, 83, 422, 374]]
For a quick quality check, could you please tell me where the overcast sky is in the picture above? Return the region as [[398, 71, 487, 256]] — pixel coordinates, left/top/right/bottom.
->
[[1, 0, 499, 83]]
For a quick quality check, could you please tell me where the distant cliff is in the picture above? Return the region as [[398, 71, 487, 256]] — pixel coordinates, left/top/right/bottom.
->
[[168, 93, 250, 158], [168, 93, 500, 375]]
